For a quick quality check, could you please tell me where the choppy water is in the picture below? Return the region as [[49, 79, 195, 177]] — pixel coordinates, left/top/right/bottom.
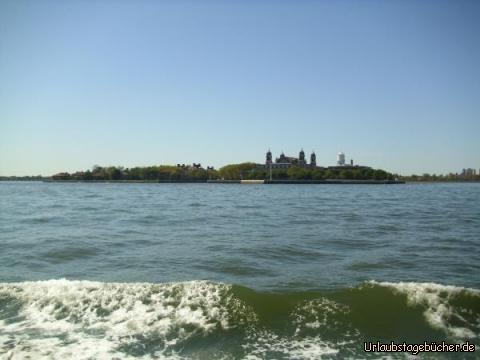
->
[[0, 182, 479, 359]]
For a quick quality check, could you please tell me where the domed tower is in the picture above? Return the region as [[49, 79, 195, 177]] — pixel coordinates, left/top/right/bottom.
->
[[310, 151, 316, 167], [337, 152, 345, 166], [299, 149, 306, 166], [266, 149, 272, 165]]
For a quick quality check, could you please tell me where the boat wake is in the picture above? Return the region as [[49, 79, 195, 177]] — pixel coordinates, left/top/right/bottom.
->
[[0, 280, 478, 359]]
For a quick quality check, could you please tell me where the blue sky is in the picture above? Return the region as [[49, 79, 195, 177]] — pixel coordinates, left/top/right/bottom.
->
[[1, 0, 479, 176]]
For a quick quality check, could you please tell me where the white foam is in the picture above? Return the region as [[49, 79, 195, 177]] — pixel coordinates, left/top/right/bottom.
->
[[243, 330, 339, 360], [371, 281, 480, 340], [2, 279, 477, 359], [0, 279, 242, 359], [292, 298, 350, 332], [239, 298, 353, 359]]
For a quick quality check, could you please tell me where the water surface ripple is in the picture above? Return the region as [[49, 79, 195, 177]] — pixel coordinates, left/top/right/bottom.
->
[[0, 182, 478, 290], [1, 182, 480, 359]]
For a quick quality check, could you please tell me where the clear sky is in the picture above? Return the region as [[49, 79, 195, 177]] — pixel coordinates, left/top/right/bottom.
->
[[1, 0, 479, 176]]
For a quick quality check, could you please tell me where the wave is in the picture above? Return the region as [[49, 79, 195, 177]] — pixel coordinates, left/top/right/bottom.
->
[[0, 280, 478, 359]]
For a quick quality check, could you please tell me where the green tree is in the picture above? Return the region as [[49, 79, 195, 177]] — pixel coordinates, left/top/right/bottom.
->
[[218, 163, 257, 180], [311, 169, 325, 180]]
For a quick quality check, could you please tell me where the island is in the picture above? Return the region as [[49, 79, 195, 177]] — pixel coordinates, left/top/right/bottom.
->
[[38, 150, 403, 184], [3, 150, 477, 184]]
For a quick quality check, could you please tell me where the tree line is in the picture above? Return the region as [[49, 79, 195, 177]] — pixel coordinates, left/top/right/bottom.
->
[[217, 163, 395, 181], [397, 173, 480, 182], [52, 165, 219, 182], [32, 164, 479, 182], [49, 163, 397, 181]]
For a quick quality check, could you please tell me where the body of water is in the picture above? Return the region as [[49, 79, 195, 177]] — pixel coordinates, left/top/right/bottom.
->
[[0, 182, 479, 359]]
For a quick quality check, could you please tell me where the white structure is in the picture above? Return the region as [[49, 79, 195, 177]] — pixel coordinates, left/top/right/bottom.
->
[[337, 152, 346, 166]]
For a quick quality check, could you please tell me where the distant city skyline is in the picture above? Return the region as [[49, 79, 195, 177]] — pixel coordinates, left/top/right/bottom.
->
[[1, 0, 479, 176]]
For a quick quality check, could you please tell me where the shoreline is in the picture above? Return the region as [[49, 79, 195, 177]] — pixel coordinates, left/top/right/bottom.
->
[[4, 179, 480, 184], [211, 179, 406, 184], [36, 179, 406, 184]]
